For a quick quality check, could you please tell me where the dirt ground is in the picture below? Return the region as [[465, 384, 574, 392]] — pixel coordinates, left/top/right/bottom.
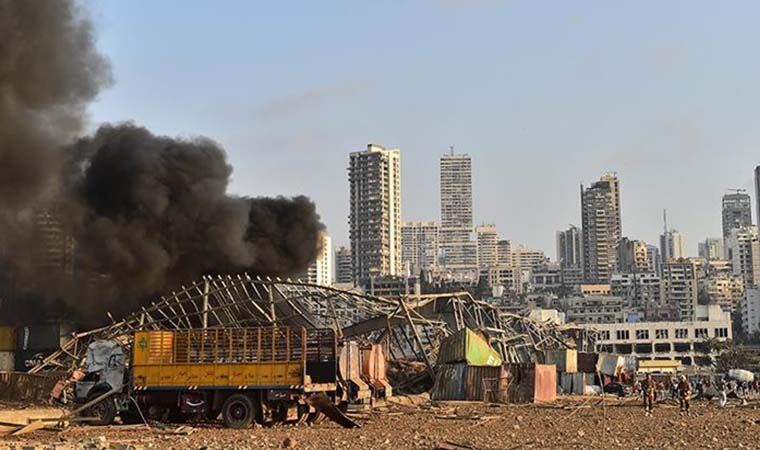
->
[[2, 395, 760, 450]]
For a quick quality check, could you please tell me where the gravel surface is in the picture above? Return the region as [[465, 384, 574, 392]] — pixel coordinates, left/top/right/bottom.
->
[[2, 396, 760, 449]]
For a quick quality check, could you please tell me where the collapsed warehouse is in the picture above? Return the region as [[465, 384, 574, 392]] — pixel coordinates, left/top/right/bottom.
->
[[0, 275, 599, 430]]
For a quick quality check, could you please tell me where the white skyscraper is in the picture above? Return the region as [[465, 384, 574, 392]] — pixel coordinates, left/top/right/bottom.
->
[[348, 144, 402, 282], [305, 234, 333, 286], [439, 150, 478, 273], [726, 226, 760, 287]]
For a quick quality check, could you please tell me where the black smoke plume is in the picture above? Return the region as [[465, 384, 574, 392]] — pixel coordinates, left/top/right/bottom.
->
[[0, 1, 324, 324]]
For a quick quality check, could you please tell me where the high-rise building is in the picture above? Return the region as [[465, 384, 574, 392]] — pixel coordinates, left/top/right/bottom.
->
[[556, 225, 582, 268], [702, 274, 744, 313], [755, 165, 760, 229], [616, 238, 651, 273], [348, 144, 402, 282], [722, 192, 752, 238], [580, 173, 622, 283], [497, 240, 512, 266], [304, 233, 333, 286], [647, 244, 662, 277], [439, 150, 478, 271], [401, 221, 439, 276], [662, 259, 699, 321], [511, 245, 547, 270], [475, 224, 498, 270], [698, 238, 724, 261], [725, 226, 760, 287], [741, 287, 760, 336], [660, 230, 686, 263], [610, 272, 661, 308], [33, 203, 76, 278], [334, 246, 353, 284]]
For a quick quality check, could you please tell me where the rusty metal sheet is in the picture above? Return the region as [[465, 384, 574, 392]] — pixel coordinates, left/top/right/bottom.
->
[[430, 363, 467, 401], [0, 371, 67, 402], [464, 365, 503, 401], [577, 352, 598, 373], [533, 364, 557, 403]]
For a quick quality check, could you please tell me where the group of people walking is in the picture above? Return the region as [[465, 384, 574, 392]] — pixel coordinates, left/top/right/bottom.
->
[[641, 373, 692, 416], [639, 372, 757, 415]]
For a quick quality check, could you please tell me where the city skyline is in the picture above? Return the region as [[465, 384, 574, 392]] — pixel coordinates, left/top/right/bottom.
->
[[88, 1, 760, 256]]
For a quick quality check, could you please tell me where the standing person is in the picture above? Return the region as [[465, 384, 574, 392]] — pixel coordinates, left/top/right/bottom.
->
[[678, 375, 692, 415], [643, 373, 656, 416], [717, 376, 727, 408], [696, 378, 704, 400]]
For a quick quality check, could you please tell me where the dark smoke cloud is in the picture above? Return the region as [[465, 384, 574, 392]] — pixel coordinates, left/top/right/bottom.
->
[[0, 1, 325, 324], [0, 0, 111, 207]]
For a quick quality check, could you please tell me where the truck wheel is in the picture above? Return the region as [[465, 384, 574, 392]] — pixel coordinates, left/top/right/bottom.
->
[[222, 394, 255, 429], [86, 397, 117, 426]]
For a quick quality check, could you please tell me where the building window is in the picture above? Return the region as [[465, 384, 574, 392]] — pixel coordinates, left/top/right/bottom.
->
[[655, 329, 669, 340], [675, 328, 688, 339], [695, 328, 709, 339], [599, 330, 610, 340], [714, 328, 729, 338], [635, 329, 649, 340], [616, 330, 630, 340]]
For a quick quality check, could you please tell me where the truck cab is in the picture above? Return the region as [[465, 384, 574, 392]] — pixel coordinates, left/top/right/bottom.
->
[[74, 340, 127, 425]]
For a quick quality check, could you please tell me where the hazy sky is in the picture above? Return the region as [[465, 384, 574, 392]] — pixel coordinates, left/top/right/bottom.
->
[[87, 1, 760, 258]]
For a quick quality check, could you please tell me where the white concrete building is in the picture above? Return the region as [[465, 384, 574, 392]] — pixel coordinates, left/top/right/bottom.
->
[[702, 274, 744, 313], [617, 238, 652, 273], [741, 287, 760, 336], [660, 230, 686, 263], [662, 260, 699, 321], [476, 224, 498, 269], [581, 304, 732, 365], [497, 240, 512, 265], [348, 144, 402, 281], [562, 295, 625, 324], [304, 234, 333, 286], [483, 264, 523, 294], [725, 226, 760, 286], [401, 221, 439, 276], [511, 245, 547, 270], [698, 238, 724, 261], [610, 272, 662, 308], [722, 192, 752, 239]]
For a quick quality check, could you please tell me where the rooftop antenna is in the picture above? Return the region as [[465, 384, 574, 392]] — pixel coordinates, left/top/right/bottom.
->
[[449, 145, 454, 155]]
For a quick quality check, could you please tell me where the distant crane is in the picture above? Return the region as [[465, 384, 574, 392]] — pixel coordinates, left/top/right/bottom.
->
[[726, 188, 747, 194]]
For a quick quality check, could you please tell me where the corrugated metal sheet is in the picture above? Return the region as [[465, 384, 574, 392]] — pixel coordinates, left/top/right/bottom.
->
[[436, 329, 502, 366], [430, 363, 467, 401], [0, 352, 13, 372], [577, 352, 598, 373], [465, 365, 503, 401], [0, 327, 14, 352], [596, 353, 624, 376], [545, 349, 577, 373]]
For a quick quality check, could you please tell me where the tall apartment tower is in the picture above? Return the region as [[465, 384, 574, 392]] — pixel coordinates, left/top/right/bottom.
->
[[617, 238, 651, 273], [662, 259, 699, 321], [305, 233, 333, 286], [698, 238, 724, 261], [580, 173, 622, 283], [439, 150, 478, 270], [475, 225, 499, 269], [348, 144, 402, 282], [334, 247, 353, 284], [33, 203, 76, 278], [725, 226, 760, 287], [722, 192, 752, 238], [496, 240, 512, 266], [556, 225, 582, 268], [401, 221, 439, 276]]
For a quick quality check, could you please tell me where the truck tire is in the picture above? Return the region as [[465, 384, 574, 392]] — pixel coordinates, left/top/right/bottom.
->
[[222, 394, 255, 428], [86, 394, 117, 426]]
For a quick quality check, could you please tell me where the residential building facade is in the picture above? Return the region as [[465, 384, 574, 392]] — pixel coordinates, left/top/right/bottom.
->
[[348, 144, 402, 282], [401, 221, 439, 276], [580, 173, 622, 283]]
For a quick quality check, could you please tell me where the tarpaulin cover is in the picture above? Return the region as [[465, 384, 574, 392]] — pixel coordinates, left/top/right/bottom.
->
[[596, 353, 624, 376], [533, 364, 557, 403], [729, 369, 754, 383]]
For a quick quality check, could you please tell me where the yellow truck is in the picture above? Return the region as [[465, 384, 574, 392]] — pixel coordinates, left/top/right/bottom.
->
[[73, 327, 350, 428]]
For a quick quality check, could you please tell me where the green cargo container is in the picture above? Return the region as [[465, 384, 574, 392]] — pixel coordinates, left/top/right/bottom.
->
[[436, 328, 502, 366]]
